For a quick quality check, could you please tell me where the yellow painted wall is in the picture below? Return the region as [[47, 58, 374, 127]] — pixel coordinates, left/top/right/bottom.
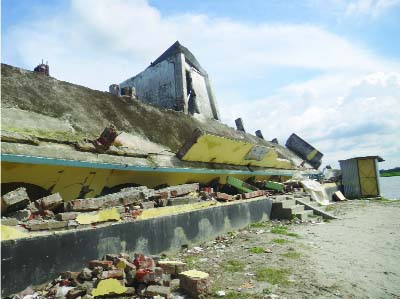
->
[[2, 162, 288, 201], [181, 134, 293, 169], [357, 159, 378, 196]]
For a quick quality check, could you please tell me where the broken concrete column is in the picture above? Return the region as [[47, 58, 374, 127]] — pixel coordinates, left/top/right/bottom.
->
[[179, 270, 211, 298], [235, 118, 246, 132], [255, 130, 264, 139], [1, 187, 30, 213]]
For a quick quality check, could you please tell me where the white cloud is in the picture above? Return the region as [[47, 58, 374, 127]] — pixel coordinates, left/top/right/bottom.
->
[[2, 0, 400, 168], [223, 72, 400, 168], [345, 0, 400, 18]]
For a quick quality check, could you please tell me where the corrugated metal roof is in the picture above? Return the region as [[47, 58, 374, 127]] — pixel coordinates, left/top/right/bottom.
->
[[339, 156, 384, 162]]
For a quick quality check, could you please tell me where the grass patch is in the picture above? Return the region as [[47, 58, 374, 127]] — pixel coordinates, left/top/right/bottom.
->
[[184, 256, 199, 268], [249, 247, 265, 254], [272, 238, 290, 244], [211, 291, 260, 299], [271, 226, 299, 238], [255, 267, 291, 285], [325, 205, 336, 211], [223, 260, 245, 272], [281, 251, 301, 259], [380, 171, 400, 177], [249, 221, 267, 228]]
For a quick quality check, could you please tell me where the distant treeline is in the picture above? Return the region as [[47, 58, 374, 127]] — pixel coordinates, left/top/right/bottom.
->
[[380, 167, 400, 177]]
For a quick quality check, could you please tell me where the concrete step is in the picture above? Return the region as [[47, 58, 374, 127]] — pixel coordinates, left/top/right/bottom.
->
[[294, 196, 311, 203], [271, 204, 304, 219], [295, 198, 339, 220], [294, 209, 314, 221], [272, 200, 296, 209]]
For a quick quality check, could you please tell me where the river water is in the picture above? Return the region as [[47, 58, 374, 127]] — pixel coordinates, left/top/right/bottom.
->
[[379, 176, 400, 199]]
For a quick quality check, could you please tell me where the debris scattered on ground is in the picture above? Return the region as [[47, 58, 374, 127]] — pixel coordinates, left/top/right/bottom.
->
[[1, 174, 334, 236], [9, 251, 211, 299]]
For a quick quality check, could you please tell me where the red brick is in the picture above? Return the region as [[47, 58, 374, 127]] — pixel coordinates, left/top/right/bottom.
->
[[213, 192, 233, 202], [101, 269, 124, 279], [88, 260, 113, 270]]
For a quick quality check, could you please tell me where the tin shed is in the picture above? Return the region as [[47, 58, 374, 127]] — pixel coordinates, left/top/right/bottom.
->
[[339, 156, 384, 199]]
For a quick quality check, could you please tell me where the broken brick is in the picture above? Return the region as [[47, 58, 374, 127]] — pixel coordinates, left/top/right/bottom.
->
[[213, 192, 233, 202], [179, 270, 211, 299], [145, 285, 171, 298], [158, 261, 186, 276], [79, 268, 93, 281], [66, 288, 86, 299], [27, 222, 49, 231], [140, 201, 155, 209], [60, 271, 80, 280], [47, 220, 68, 230], [56, 212, 79, 221], [115, 258, 136, 272], [1, 187, 30, 213], [103, 253, 119, 263], [7, 209, 32, 222], [41, 193, 63, 210], [167, 183, 199, 197], [88, 260, 113, 270], [1, 218, 18, 226], [101, 269, 124, 280], [241, 190, 265, 199]]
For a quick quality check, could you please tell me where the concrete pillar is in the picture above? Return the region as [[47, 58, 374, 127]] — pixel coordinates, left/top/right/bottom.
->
[[235, 118, 245, 132], [255, 130, 264, 139], [174, 53, 188, 113], [205, 75, 220, 120]]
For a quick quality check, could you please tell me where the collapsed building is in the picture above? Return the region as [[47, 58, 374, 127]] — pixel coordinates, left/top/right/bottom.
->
[[1, 42, 320, 202], [1, 42, 330, 297], [119, 41, 220, 120]]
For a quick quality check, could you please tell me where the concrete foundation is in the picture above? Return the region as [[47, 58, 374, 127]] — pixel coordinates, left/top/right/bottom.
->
[[1, 198, 272, 296]]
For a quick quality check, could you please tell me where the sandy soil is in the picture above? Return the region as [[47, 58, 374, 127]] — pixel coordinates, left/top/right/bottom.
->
[[169, 200, 400, 299], [294, 200, 400, 299]]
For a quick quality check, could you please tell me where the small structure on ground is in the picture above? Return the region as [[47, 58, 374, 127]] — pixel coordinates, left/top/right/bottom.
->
[[339, 156, 384, 199], [33, 60, 49, 76]]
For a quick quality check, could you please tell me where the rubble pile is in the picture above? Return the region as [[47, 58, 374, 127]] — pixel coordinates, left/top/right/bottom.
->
[[9, 252, 210, 299], [1, 177, 291, 233]]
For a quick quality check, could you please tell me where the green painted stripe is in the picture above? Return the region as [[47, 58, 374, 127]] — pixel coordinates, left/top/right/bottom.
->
[[1, 153, 296, 176]]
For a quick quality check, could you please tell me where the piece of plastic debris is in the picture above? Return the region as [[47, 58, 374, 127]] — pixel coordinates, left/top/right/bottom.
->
[[91, 278, 127, 296], [1, 225, 29, 241], [56, 287, 74, 299], [216, 290, 226, 296], [76, 208, 120, 225]]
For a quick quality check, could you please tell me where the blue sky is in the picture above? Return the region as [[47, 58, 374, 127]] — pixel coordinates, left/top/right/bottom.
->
[[2, 0, 400, 169]]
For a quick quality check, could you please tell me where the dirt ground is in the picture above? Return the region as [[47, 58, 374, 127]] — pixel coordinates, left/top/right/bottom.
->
[[169, 200, 400, 299]]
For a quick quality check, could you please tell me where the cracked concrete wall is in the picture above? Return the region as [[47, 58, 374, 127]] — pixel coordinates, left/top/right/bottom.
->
[[186, 63, 215, 119], [120, 58, 177, 110]]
